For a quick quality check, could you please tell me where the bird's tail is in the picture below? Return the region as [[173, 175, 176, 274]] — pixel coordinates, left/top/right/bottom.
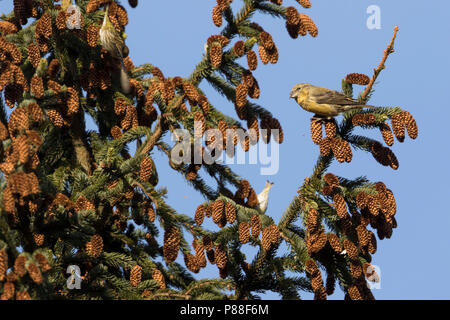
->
[[119, 64, 131, 94]]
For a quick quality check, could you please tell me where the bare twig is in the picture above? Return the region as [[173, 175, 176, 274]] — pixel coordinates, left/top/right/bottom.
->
[[360, 26, 399, 102]]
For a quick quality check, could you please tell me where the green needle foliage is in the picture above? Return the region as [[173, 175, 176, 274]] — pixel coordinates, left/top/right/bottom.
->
[[0, 0, 417, 300]]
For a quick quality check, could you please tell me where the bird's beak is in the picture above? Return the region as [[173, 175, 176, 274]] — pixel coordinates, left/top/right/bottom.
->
[[289, 90, 297, 99]]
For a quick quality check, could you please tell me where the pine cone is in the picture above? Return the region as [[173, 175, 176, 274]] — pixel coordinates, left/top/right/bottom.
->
[[34, 252, 51, 272], [305, 259, 319, 277], [233, 41, 245, 57], [87, 25, 100, 47], [194, 204, 206, 225], [0, 249, 7, 281], [286, 7, 301, 25], [129, 265, 142, 287], [250, 215, 261, 237], [111, 125, 123, 139], [324, 120, 337, 138], [299, 14, 318, 37], [225, 202, 236, 224], [380, 122, 394, 146], [349, 261, 363, 279], [345, 73, 370, 85], [139, 156, 153, 182], [195, 242, 207, 268], [27, 43, 40, 68], [212, 5, 223, 27], [297, 0, 311, 8], [307, 208, 319, 231], [246, 50, 258, 71], [2, 282, 15, 300], [402, 111, 418, 139], [333, 194, 348, 219], [310, 119, 323, 144], [239, 222, 250, 244], [347, 285, 362, 300], [26, 263, 42, 284], [214, 244, 227, 269], [258, 45, 270, 65], [327, 233, 342, 253], [147, 206, 156, 222], [246, 188, 259, 208], [33, 233, 45, 246], [14, 255, 27, 277], [152, 269, 166, 289], [235, 83, 248, 108], [90, 234, 103, 258], [211, 200, 225, 226], [163, 226, 180, 263], [390, 112, 405, 142], [209, 43, 223, 68], [343, 240, 358, 260]]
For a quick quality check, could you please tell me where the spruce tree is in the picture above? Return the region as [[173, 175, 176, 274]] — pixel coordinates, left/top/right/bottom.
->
[[0, 0, 418, 300]]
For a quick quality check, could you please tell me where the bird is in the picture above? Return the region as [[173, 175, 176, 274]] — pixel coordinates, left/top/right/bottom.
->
[[289, 83, 376, 119], [99, 4, 131, 94], [257, 181, 274, 214]]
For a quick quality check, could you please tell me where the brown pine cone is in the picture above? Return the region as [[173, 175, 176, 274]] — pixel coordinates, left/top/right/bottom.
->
[[211, 200, 225, 226], [225, 202, 236, 224], [26, 263, 42, 284], [323, 173, 339, 187], [343, 240, 358, 260], [286, 7, 300, 25], [310, 119, 323, 145], [233, 41, 245, 57], [212, 5, 223, 27], [297, 0, 311, 8], [380, 122, 394, 146], [14, 255, 27, 277], [324, 120, 337, 138], [152, 269, 166, 289], [0, 249, 7, 281], [90, 234, 103, 258], [147, 206, 156, 222], [184, 253, 200, 273], [345, 73, 370, 85], [163, 225, 181, 263], [27, 43, 40, 68], [250, 215, 261, 237], [139, 156, 153, 182], [390, 112, 405, 142], [195, 204, 206, 225], [214, 244, 227, 269], [33, 233, 45, 246], [209, 42, 223, 68], [299, 14, 318, 37], [239, 222, 250, 244], [195, 242, 207, 268], [327, 233, 342, 253], [401, 111, 418, 139], [258, 45, 270, 64], [130, 265, 142, 287]]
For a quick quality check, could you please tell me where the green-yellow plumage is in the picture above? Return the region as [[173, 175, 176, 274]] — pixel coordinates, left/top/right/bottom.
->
[[99, 4, 130, 94], [290, 83, 376, 118]]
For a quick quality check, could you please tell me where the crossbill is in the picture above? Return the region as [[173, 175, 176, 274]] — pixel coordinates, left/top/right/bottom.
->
[[99, 4, 131, 94], [290, 83, 376, 118]]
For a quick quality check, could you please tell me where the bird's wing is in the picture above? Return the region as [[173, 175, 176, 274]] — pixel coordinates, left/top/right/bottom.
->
[[309, 87, 360, 105]]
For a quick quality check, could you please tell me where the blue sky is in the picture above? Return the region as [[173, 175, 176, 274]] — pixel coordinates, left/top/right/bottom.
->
[[1, 0, 449, 299]]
